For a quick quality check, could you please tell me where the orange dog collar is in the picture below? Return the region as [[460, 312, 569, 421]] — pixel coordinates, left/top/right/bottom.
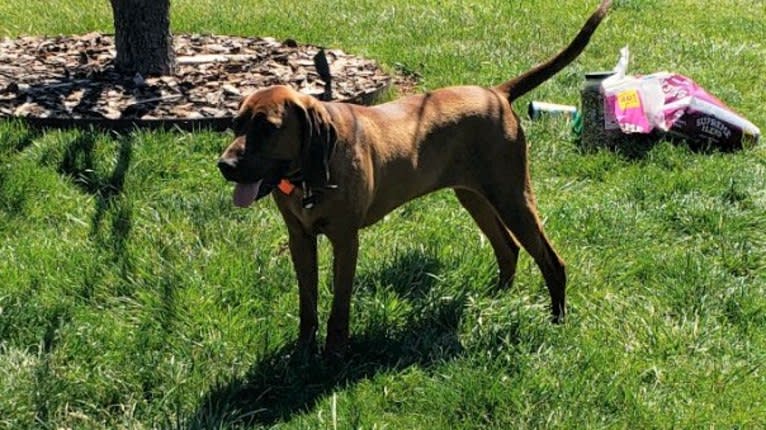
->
[[278, 179, 296, 195]]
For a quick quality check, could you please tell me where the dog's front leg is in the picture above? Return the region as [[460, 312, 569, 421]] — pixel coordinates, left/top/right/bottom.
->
[[325, 230, 359, 358], [287, 228, 319, 352]]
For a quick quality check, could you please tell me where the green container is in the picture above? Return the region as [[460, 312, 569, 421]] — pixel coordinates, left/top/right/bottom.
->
[[579, 71, 615, 150]]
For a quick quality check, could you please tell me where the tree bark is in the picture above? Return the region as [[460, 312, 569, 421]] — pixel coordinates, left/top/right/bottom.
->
[[110, 0, 175, 76]]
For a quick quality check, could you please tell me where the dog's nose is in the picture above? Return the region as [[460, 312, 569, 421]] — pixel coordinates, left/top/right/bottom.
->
[[217, 157, 237, 179]]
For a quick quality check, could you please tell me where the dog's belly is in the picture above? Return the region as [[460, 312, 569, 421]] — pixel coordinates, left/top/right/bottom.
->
[[362, 191, 428, 227], [362, 192, 433, 227], [361, 165, 450, 227], [358, 134, 478, 227]]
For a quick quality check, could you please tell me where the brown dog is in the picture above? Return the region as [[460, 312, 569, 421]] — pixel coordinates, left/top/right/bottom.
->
[[218, 0, 612, 357]]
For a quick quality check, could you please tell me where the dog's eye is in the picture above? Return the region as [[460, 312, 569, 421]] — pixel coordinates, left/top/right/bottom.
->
[[253, 115, 278, 137], [243, 114, 279, 155]]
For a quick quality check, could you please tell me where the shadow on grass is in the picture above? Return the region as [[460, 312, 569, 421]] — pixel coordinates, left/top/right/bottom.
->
[[57, 130, 132, 200], [56, 130, 134, 290], [575, 132, 740, 160], [356, 249, 443, 300], [187, 249, 465, 429], [0, 123, 42, 216], [0, 120, 41, 154]]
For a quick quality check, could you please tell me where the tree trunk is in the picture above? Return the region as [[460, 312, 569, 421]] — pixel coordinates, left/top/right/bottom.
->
[[110, 0, 175, 76]]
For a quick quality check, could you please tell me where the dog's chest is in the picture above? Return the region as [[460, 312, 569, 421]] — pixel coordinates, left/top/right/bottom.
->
[[273, 190, 334, 234]]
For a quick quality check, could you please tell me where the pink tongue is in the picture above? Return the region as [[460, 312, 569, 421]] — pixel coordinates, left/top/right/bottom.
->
[[233, 180, 263, 208]]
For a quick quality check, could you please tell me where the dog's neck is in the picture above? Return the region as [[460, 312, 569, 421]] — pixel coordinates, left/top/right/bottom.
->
[[283, 165, 303, 183], [279, 166, 329, 209]]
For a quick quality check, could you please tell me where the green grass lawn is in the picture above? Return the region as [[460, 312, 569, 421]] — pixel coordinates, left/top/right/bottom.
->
[[2, 0, 765, 428]]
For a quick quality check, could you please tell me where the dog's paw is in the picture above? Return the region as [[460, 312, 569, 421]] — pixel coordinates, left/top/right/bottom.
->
[[551, 303, 566, 324]]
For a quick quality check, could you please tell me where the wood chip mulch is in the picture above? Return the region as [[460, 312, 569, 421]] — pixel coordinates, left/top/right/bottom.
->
[[0, 33, 396, 130]]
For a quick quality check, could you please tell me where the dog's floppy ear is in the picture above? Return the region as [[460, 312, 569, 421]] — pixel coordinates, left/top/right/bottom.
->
[[298, 99, 337, 188]]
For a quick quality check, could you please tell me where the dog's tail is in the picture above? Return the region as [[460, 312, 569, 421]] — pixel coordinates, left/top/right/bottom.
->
[[495, 0, 612, 102]]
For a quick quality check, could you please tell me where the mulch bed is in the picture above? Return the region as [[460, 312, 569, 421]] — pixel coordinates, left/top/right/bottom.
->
[[0, 33, 395, 131]]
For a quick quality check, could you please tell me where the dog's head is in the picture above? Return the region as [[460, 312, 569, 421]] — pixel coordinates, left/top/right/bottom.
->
[[217, 85, 336, 208]]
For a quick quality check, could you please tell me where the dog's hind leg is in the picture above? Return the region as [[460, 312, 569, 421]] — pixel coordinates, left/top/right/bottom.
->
[[454, 188, 520, 289], [481, 182, 567, 322]]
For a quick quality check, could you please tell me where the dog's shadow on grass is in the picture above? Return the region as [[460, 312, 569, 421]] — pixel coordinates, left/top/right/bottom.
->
[[188, 250, 466, 429]]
